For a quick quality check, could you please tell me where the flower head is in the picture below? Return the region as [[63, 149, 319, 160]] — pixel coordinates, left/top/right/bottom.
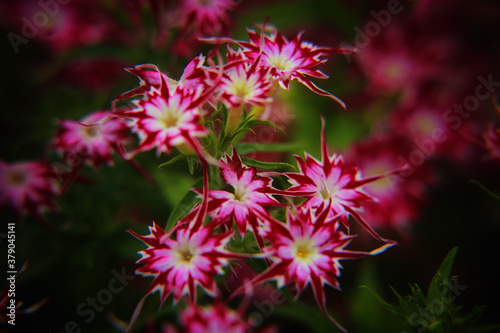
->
[[54, 110, 131, 169], [238, 24, 350, 108], [238, 204, 392, 331], [200, 148, 285, 248], [118, 69, 212, 157], [129, 220, 239, 304], [178, 0, 238, 37], [203, 22, 351, 108], [344, 133, 431, 231], [117, 56, 208, 101], [0, 160, 59, 218], [215, 48, 275, 108], [176, 301, 250, 333], [284, 123, 399, 242]]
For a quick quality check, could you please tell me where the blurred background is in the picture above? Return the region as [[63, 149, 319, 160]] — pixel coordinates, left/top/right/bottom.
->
[[1, 0, 500, 332]]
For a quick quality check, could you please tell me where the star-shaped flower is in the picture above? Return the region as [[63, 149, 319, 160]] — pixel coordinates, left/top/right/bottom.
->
[[54, 110, 131, 169], [284, 123, 401, 242], [199, 148, 285, 249], [204, 21, 353, 109], [235, 203, 393, 332], [129, 216, 242, 304]]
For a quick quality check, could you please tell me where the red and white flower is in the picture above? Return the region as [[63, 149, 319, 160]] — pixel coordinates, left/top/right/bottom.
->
[[167, 301, 250, 333], [211, 23, 352, 109], [0, 160, 59, 218], [54, 110, 131, 169], [129, 219, 242, 304], [284, 124, 399, 242], [118, 69, 212, 157], [117, 56, 208, 102], [237, 204, 392, 331], [200, 148, 285, 248], [214, 48, 275, 108]]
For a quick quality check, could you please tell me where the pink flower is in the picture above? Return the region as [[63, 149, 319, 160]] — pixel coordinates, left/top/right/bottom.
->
[[203, 22, 351, 108], [173, 301, 250, 333], [1, 0, 128, 54], [229, 23, 350, 108], [0, 160, 59, 218], [344, 133, 431, 232], [355, 21, 454, 101], [237, 204, 392, 331], [117, 68, 212, 157], [117, 56, 208, 102], [200, 148, 285, 249], [54, 110, 131, 169], [284, 124, 398, 242], [214, 48, 275, 108], [177, 0, 238, 37], [389, 98, 480, 162], [129, 218, 243, 304]]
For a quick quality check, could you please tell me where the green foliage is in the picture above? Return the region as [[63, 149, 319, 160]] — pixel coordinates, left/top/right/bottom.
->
[[367, 247, 500, 333]]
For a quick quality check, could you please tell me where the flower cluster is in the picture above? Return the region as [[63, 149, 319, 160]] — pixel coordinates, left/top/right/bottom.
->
[[4, 1, 500, 332], [107, 21, 402, 332]]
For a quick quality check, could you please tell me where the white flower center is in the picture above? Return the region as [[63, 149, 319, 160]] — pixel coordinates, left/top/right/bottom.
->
[[174, 241, 198, 266], [81, 124, 101, 140], [319, 178, 341, 201], [267, 52, 295, 72], [159, 106, 183, 129], [232, 184, 248, 202], [227, 73, 257, 100], [291, 237, 319, 264]]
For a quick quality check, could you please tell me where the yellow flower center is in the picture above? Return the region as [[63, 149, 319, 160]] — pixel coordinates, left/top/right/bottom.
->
[[292, 237, 319, 263], [81, 125, 100, 139], [268, 53, 294, 72], [160, 107, 182, 129], [229, 75, 255, 100], [233, 184, 248, 202], [180, 250, 193, 262]]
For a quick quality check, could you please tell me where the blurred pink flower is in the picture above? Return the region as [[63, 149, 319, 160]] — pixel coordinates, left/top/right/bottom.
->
[[356, 22, 454, 101], [54, 110, 131, 169], [177, 0, 238, 37], [169, 301, 250, 333], [0, 160, 59, 218], [344, 134, 431, 232], [2, 0, 128, 54]]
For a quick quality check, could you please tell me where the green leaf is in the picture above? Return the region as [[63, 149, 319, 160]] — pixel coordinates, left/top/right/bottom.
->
[[241, 157, 296, 171], [469, 180, 500, 201], [245, 119, 285, 133], [361, 286, 406, 321], [235, 142, 304, 154], [427, 246, 459, 302], [165, 178, 203, 231], [158, 154, 187, 169]]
